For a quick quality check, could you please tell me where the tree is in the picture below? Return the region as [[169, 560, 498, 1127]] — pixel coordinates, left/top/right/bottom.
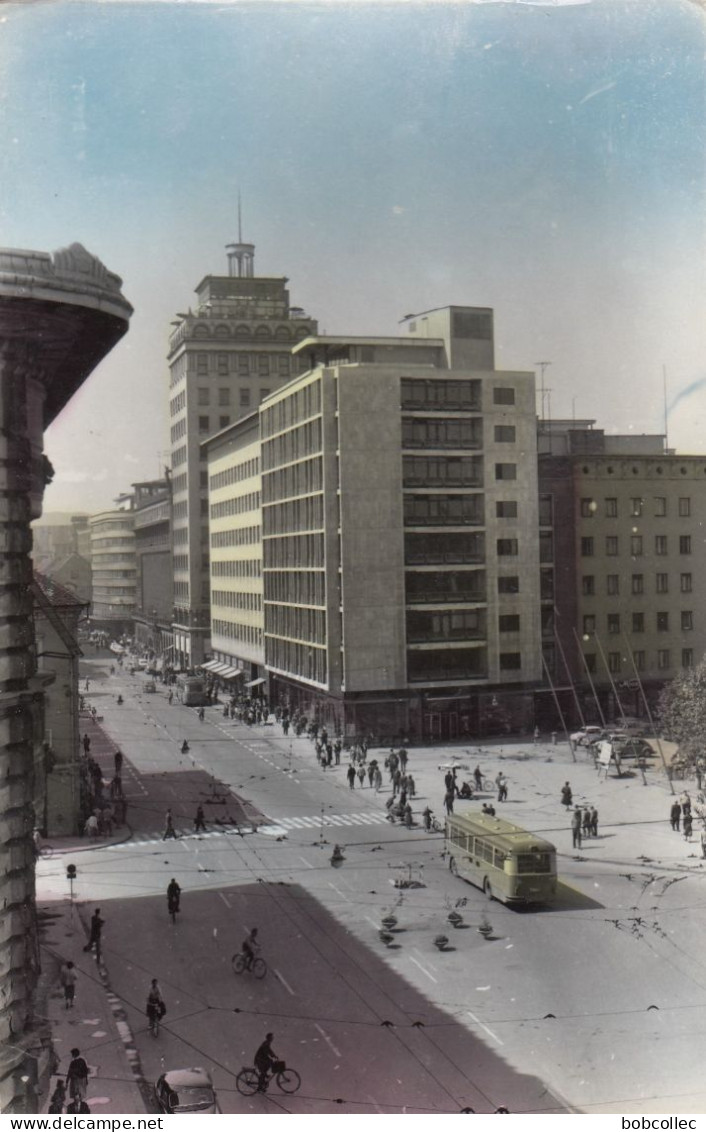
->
[[657, 658, 706, 765]]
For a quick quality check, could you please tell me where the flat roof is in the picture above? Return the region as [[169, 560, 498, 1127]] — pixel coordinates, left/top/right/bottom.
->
[[292, 334, 445, 355], [201, 410, 260, 451]]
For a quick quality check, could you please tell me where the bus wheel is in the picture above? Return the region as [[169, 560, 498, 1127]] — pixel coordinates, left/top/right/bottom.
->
[[449, 857, 458, 876], [483, 878, 494, 900]]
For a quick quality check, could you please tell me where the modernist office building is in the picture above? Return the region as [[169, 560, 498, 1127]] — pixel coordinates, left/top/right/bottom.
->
[[167, 235, 317, 668], [205, 305, 543, 740], [132, 478, 173, 657], [88, 496, 136, 633]]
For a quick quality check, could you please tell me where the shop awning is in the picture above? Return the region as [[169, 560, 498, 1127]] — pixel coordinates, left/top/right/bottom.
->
[[244, 676, 266, 688], [200, 660, 222, 673], [220, 666, 244, 680]]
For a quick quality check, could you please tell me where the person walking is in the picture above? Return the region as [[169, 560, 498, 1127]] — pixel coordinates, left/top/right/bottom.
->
[[48, 1081, 66, 1113], [683, 812, 693, 840], [533, 726, 540, 744], [194, 804, 206, 833], [700, 826, 706, 859], [82, 734, 90, 756], [571, 806, 582, 849], [474, 765, 483, 792], [496, 773, 508, 802], [444, 789, 455, 816], [347, 763, 356, 789], [83, 908, 104, 959], [59, 960, 76, 1009], [407, 774, 416, 798], [163, 808, 178, 840], [590, 807, 599, 838], [582, 807, 592, 839], [399, 748, 408, 773], [670, 800, 681, 832], [373, 766, 383, 792], [367, 762, 376, 788], [561, 782, 573, 809], [66, 1048, 89, 1104], [114, 749, 123, 776], [357, 763, 366, 789]]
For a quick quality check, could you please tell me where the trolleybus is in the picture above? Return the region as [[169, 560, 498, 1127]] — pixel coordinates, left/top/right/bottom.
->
[[445, 811, 557, 906]]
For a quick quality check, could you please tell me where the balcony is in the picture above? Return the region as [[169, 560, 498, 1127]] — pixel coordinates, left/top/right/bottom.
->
[[405, 590, 486, 605]]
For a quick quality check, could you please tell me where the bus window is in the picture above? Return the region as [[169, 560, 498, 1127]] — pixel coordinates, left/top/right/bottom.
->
[[476, 840, 494, 864], [494, 848, 507, 870], [517, 852, 552, 874]]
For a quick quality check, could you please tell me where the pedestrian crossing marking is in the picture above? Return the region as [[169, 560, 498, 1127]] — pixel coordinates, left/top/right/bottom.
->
[[102, 810, 388, 848]]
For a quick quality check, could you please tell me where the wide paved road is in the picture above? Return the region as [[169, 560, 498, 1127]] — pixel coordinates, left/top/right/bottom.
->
[[38, 658, 706, 1113]]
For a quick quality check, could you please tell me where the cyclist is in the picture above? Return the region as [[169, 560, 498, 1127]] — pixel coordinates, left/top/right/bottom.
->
[[242, 926, 259, 971], [167, 878, 181, 915], [146, 978, 165, 1031], [422, 806, 433, 831], [254, 1032, 279, 1092]]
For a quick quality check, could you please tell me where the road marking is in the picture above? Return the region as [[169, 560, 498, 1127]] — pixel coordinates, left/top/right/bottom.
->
[[467, 1010, 503, 1046], [274, 968, 296, 996], [366, 1095, 383, 1114], [298, 855, 314, 869], [408, 955, 438, 984], [328, 881, 349, 902], [314, 1023, 342, 1059], [365, 916, 379, 930], [219, 892, 231, 909]]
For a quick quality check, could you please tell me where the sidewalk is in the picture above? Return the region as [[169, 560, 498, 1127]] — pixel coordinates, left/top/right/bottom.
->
[[37, 900, 146, 1114]]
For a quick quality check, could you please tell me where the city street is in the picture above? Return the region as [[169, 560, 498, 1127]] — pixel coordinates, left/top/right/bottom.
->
[[37, 656, 706, 1114]]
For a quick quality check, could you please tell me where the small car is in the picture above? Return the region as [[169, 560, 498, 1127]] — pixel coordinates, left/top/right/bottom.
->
[[613, 738, 656, 760], [154, 1067, 220, 1114], [144, 680, 156, 693], [569, 726, 605, 746]]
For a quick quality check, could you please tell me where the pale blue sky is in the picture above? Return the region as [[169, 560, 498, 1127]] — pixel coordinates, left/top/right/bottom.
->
[[2, 0, 704, 512]]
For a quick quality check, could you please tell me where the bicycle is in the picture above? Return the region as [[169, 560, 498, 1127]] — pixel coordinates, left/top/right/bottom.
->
[[236, 1061, 301, 1096], [232, 951, 267, 979], [168, 898, 179, 925]]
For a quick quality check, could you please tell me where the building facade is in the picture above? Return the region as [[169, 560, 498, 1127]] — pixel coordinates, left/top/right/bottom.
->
[[538, 424, 706, 721], [132, 478, 173, 660], [88, 496, 136, 634], [167, 235, 317, 669], [206, 305, 542, 740], [203, 414, 263, 687]]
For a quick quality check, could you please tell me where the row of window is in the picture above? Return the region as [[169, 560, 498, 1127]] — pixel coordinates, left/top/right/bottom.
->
[[263, 495, 323, 537], [172, 473, 187, 495], [266, 606, 326, 645], [261, 457, 323, 503], [583, 611, 694, 634], [403, 494, 484, 526], [404, 531, 485, 565], [173, 445, 187, 467], [173, 581, 189, 600], [263, 532, 324, 569], [190, 322, 305, 343], [169, 390, 186, 417], [261, 420, 323, 471], [581, 535, 692, 556], [401, 417, 483, 449], [581, 496, 692, 518], [400, 378, 482, 411], [172, 528, 188, 545], [407, 647, 487, 682], [211, 590, 262, 612], [585, 649, 693, 674], [406, 610, 485, 642], [582, 573, 692, 595], [264, 570, 325, 606], [265, 637, 327, 685], [195, 351, 292, 376], [405, 569, 485, 604], [170, 418, 187, 443], [260, 382, 322, 440], [173, 555, 188, 571], [211, 525, 261, 548], [210, 457, 260, 492], [212, 618, 262, 647], [212, 559, 262, 578], [210, 492, 261, 520], [402, 456, 484, 488]]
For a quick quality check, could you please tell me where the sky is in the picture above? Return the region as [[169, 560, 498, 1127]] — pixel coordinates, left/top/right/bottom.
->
[[1, 0, 705, 515]]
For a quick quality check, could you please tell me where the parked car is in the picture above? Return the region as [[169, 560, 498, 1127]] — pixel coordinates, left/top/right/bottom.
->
[[155, 1067, 220, 1114], [144, 680, 156, 693], [614, 738, 656, 760], [569, 726, 605, 746]]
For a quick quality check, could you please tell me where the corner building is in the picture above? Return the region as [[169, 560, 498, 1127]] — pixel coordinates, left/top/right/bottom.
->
[[258, 306, 542, 741], [167, 237, 317, 668]]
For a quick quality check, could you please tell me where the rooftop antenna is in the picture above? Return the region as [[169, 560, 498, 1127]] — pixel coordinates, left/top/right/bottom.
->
[[663, 364, 669, 452], [535, 361, 551, 422]]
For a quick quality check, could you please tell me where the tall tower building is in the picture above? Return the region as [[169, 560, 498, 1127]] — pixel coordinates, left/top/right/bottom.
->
[[167, 233, 317, 668]]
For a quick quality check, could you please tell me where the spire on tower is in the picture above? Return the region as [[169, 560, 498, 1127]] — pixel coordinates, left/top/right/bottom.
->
[[226, 192, 254, 277]]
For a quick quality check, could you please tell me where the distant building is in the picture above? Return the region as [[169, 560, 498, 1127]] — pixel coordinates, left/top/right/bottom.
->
[[88, 494, 136, 634], [132, 478, 174, 660], [167, 232, 317, 669], [31, 515, 88, 573], [32, 573, 88, 836], [42, 552, 92, 603], [205, 305, 542, 740]]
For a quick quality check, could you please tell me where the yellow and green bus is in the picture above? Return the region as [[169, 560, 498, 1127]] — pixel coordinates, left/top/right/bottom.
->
[[445, 812, 557, 906]]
